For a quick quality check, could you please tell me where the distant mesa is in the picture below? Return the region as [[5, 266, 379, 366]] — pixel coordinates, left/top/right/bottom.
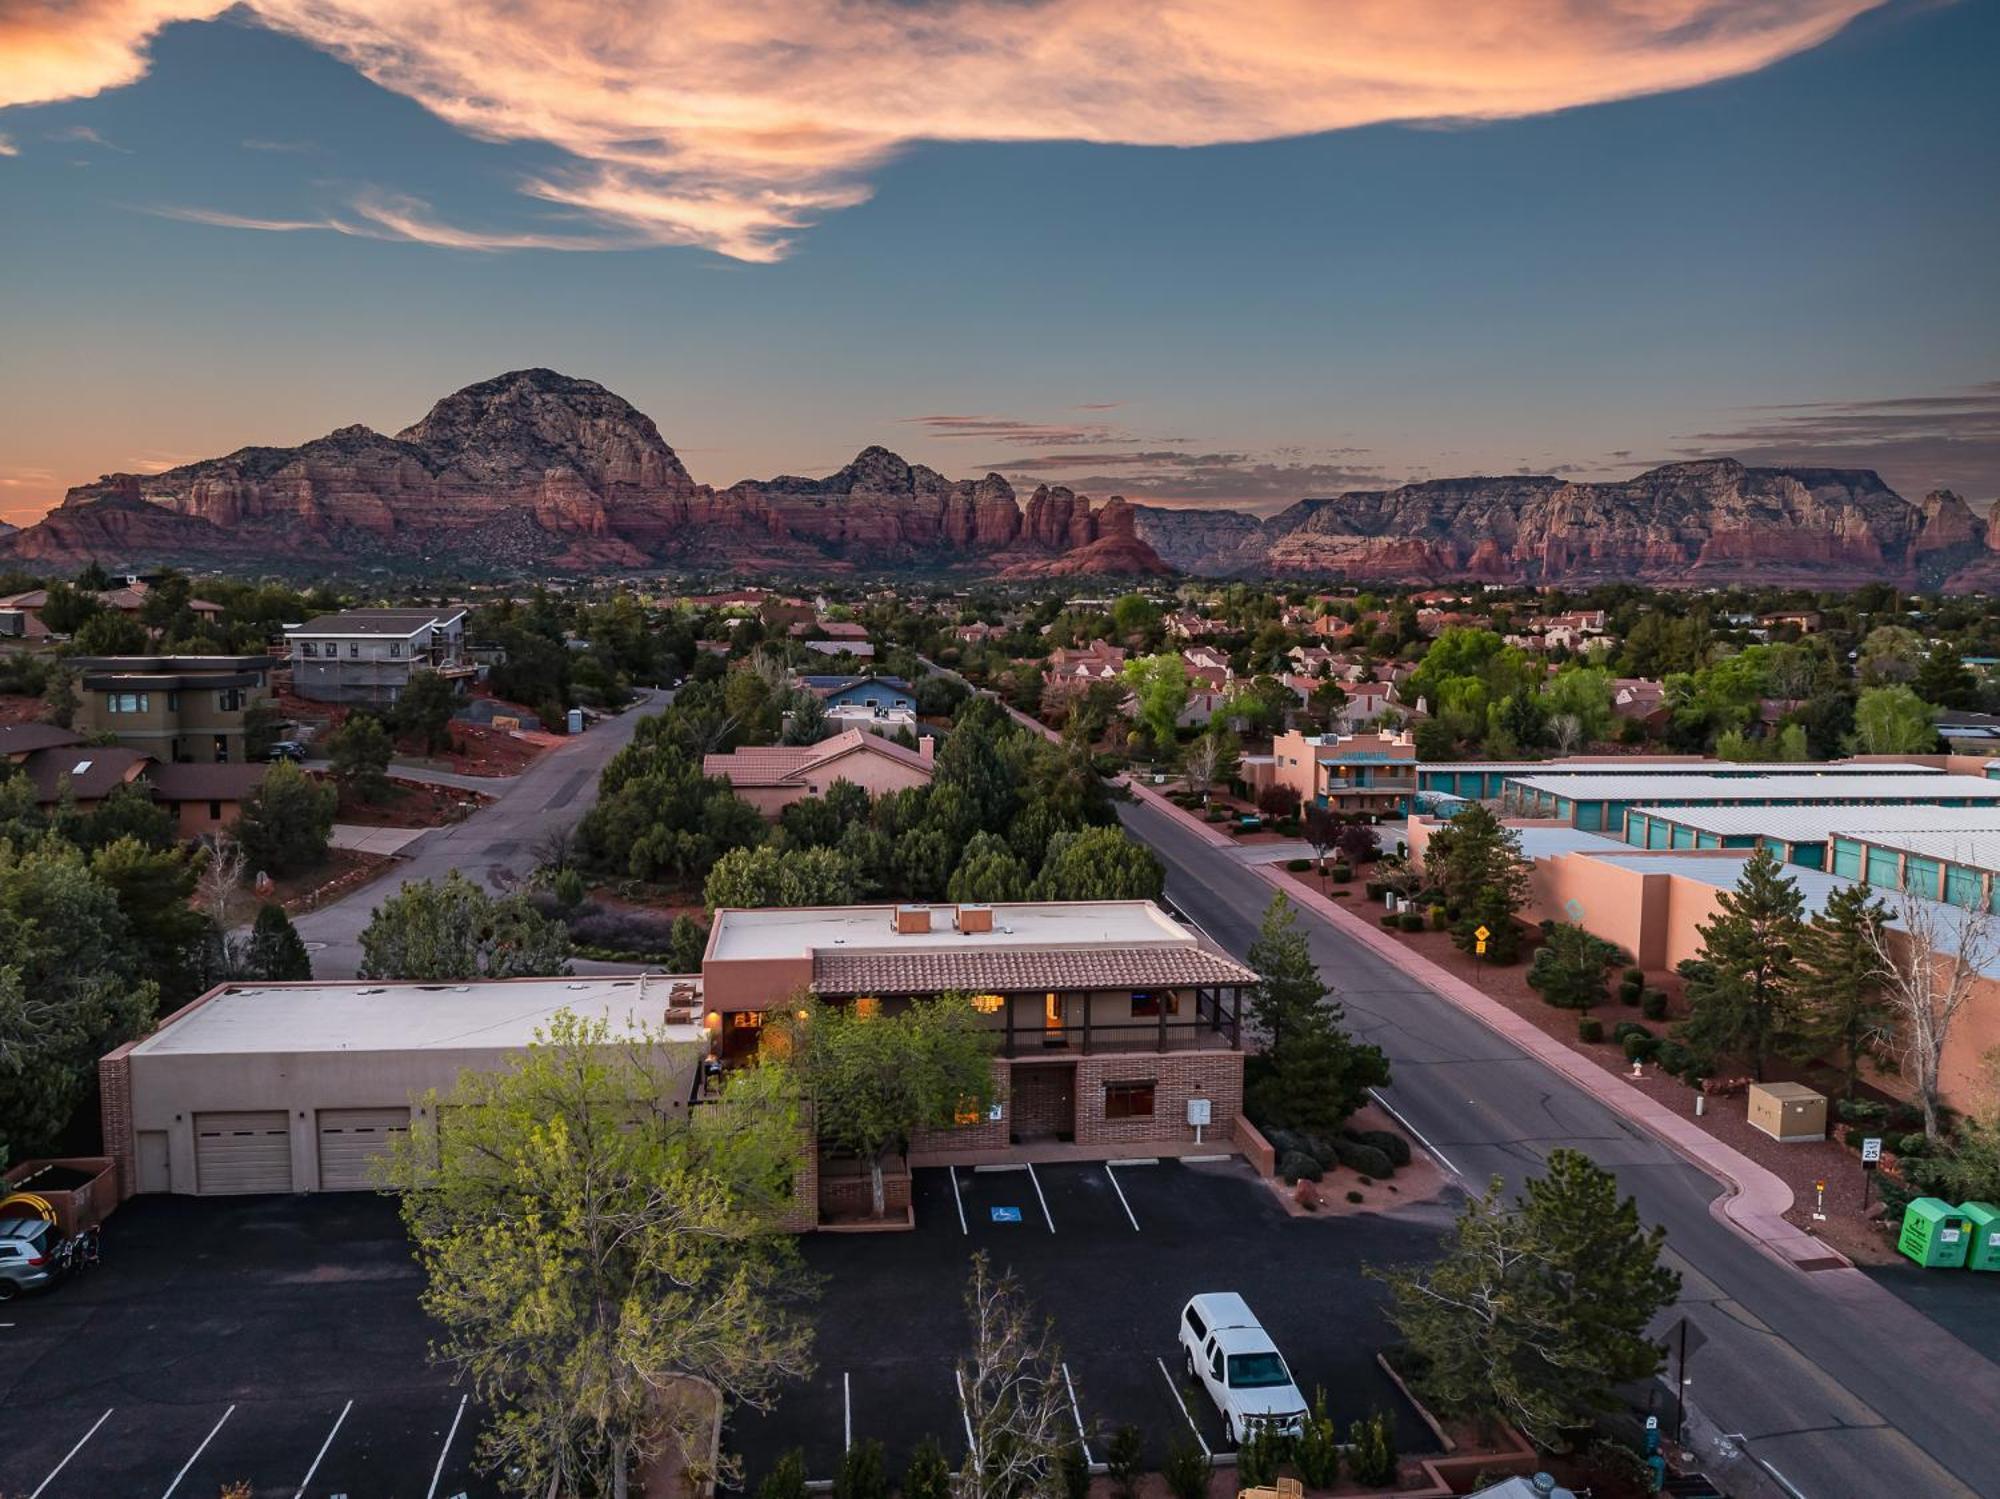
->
[[7, 368, 1992, 586]]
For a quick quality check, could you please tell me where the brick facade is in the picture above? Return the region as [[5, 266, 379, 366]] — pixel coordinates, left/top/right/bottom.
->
[[1074, 1051, 1241, 1149], [97, 1049, 135, 1200]]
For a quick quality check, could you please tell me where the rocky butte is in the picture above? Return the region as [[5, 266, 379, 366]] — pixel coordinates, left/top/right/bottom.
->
[[8, 368, 1994, 587], [4, 369, 1168, 579]]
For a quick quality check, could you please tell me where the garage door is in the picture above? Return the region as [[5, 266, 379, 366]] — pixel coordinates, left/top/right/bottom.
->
[[193, 1111, 293, 1195], [316, 1108, 411, 1191]]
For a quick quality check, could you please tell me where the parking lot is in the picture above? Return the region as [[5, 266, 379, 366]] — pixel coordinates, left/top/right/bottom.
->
[[725, 1156, 1451, 1486], [0, 1194, 486, 1499]]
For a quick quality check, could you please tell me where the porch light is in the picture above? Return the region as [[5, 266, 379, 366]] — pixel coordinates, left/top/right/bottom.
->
[[971, 993, 1005, 1014]]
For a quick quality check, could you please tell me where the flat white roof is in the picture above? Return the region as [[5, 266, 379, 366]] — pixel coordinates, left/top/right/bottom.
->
[[1427, 759, 1936, 776], [1507, 772, 2000, 803], [1831, 828, 2000, 869], [1632, 803, 2000, 842], [707, 901, 1190, 962], [133, 976, 703, 1057]]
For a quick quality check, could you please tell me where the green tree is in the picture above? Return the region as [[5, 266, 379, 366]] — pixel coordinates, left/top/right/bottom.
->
[[773, 995, 996, 1217], [72, 608, 148, 655], [38, 580, 101, 636], [358, 870, 572, 980], [244, 902, 313, 981], [1377, 1149, 1678, 1452], [41, 662, 78, 728], [1852, 684, 1937, 754], [1792, 882, 1893, 1099], [1110, 592, 1159, 640], [704, 844, 859, 910], [234, 758, 338, 877], [90, 836, 212, 1006], [1675, 846, 1805, 1080], [326, 713, 394, 802], [1032, 826, 1164, 902], [1541, 665, 1614, 746], [1121, 653, 1190, 752], [395, 669, 458, 753], [384, 1010, 813, 1497], [1422, 803, 1529, 962], [1915, 643, 1978, 711], [781, 690, 830, 746], [1243, 896, 1389, 1134], [1525, 923, 1619, 1011], [947, 831, 1031, 904]]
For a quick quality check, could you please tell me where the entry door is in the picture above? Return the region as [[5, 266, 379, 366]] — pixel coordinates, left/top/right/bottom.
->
[[316, 1108, 411, 1191], [1042, 991, 1066, 1047], [1010, 1065, 1076, 1143], [136, 1130, 170, 1194], [193, 1111, 293, 1195]]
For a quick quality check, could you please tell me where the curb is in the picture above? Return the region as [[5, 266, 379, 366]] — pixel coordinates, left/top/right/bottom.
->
[[1250, 861, 1852, 1275]]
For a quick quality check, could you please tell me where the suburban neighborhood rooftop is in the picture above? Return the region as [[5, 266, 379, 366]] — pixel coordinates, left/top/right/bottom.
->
[[706, 900, 1204, 962]]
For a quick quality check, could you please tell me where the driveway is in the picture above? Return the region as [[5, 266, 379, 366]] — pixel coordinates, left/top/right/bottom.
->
[[1119, 794, 2000, 1499], [294, 690, 656, 977]]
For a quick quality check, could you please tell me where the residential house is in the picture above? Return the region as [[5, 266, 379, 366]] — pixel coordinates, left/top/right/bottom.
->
[[145, 762, 269, 838], [703, 729, 935, 817], [796, 674, 918, 736], [0, 580, 223, 637], [13, 741, 266, 836], [1042, 643, 1128, 699], [73, 655, 274, 763], [283, 608, 471, 707], [1163, 610, 1220, 640], [1267, 727, 1418, 817]]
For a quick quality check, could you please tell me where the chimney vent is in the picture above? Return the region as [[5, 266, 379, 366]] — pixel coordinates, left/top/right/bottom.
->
[[893, 905, 932, 935]]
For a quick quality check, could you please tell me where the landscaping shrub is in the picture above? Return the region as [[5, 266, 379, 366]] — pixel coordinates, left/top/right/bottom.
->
[[833, 1438, 888, 1499], [565, 906, 679, 956], [1839, 1097, 1891, 1128], [758, 1450, 808, 1499], [1654, 1039, 1706, 1082], [1580, 1437, 1657, 1491], [1334, 1140, 1393, 1179], [1163, 1438, 1213, 1499], [1236, 1425, 1287, 1486], [1641, 987, 1669, 1020], [1895, 1131, 1932, 1159], [1365, 880, 1388, 900], [1623, 1032, 1661, 1063], [1287, 858, 1312, 872], [1278, 1150, 1323, 1183], [1345, 1128, 1411, 1168], [901, 1439, 952, 1499], [1612, 1021, 1653, 1045], [1380, 913, 1401, 929], [1428, 904, 1447, 930], [1578, 1016, 1604, 1043], [1106, 1426, 1143, 1499], [1057, 1442, 1089, 1499], [1295, 1388, 1343, 1486], [1398, 910, 1425, 932], [1623, 965, 1645, 987], [1345, 1189, 1363, 1203], [1331, 862, 1352, 882], [1618, 974, 1644, 1004], [1347, 1410, 1398, 1487], [1264, 1125, 1308, 1159]]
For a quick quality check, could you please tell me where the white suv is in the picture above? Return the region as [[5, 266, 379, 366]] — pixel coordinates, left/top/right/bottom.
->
[[1177, 1292, 1308, 1445]]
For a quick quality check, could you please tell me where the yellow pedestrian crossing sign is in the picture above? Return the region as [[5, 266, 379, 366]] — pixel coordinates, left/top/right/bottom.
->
[[1474, 925, 1490, 941], [1474, 923, 1490, 956]]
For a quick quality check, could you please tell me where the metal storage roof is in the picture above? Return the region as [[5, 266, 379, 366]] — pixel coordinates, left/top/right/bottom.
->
[[1828, 828, 2000, 870], [1507, 772, 2000, 803], [1630, 803, 2000, 842]]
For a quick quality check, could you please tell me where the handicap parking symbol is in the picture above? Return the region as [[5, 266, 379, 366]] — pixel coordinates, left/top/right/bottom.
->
[[990, 1206, 1023, 1224]]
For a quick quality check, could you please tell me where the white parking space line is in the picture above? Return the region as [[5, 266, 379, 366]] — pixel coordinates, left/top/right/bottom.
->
[[293, 1399, 352, 1499], [949, 1166, 967, 1235], [1025, 1162, 1055, 1233], [1103, 1164, 1140, 1232], [1154, 1357, 1210, 1459], [1368, 1086, 1461, 1179], [1059, 1362, 1094, 1466], [29, 1407, 113, 1499], [161, 1404, 235, 1499], [843, 1372, 852, 1452], [426, 1394, 469, 1499]]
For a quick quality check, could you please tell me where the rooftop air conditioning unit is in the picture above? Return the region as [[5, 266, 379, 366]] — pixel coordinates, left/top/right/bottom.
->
[[893, 905, 932, 935], [955, 905, 994, 935]]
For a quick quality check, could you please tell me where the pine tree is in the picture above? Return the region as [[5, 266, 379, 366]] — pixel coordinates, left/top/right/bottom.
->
[[244, 902, 313, 981], [1423, 803, 1529, 962], [1245, 896, 1389, 1134], [1793, 882, 1894, 1098], [1675, 846, 1805, 1081]]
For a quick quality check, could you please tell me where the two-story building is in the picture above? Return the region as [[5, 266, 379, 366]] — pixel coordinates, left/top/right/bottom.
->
[[795, 674, 918, 735], [73, 655, 274, 763], [284, 608, 471, 706], [1268, 727, 1418, 817], [699, 900, 1254, 1153]]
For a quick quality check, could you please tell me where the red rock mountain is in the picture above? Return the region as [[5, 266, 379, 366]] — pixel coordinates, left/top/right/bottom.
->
[[8, 370, 1170, 578]]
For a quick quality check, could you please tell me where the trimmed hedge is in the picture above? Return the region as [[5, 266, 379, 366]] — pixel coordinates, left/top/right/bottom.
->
[[1287, 858, 1312, 872], [1344, 1128, 1411, 1168], [1622, 1032, 1661, 1062], [1398, 911, 1426, 932], [1640, 988, 1669, 1020], [1578, 1016, 1604, 1043], [1278, 1150, 1323, 1183], [1334, 1140, 1393, 1180]]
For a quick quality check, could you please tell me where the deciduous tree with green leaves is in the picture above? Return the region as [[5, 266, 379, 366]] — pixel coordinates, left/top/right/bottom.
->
[[358, 870, 572, 980], [1675, 845, 1806, 1081], [1031, 826, 1164, 902], [1377, 1149, 1678, 1452], [384, 1010, 813, 1497], [1852, 684, 1939, 755], [1121, 653, 1190, 754], [772, 995, 996, 1218]]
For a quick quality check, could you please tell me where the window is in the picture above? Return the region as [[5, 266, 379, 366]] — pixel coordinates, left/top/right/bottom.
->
[[1104, 1081, 1156, 1119], [300, 641, 317, 658], [106, 692, 149, 714], [1130, 991, 1160, 1018], [166, 692, 179, 711], [1183, 1304, 1208, 1341], [390, 641, 404, 657], [216, 688, 244, 712], [1227, 1352, 1293, 1390], [349, 642, 361, 659], [207, 800, 222, 820]]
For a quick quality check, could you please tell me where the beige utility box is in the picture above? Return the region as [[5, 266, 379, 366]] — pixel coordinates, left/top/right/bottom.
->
[[1747, 1082, 1827, 1142]]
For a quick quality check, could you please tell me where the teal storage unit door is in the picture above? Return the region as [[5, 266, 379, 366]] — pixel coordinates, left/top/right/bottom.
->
[[1944, 865, 1983, 909], [1905, 856, 1941, 898], [1649, 818, 1669, 850], [1626, 813, 1649, 848], [1672, 824, 1694, 850], [1791, 842, 1825, 870], [1832, 838, 1863, 880], [1865, 846, 1901, 890]]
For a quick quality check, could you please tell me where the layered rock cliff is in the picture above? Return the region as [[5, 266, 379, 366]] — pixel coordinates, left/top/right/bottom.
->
[[1137, 462, 1997, 589], [12, 370, 1168, 578]]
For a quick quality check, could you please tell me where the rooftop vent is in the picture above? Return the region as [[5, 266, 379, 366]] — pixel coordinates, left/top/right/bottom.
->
[[893, 905, 932, 935], [955, 904, 994, 935]]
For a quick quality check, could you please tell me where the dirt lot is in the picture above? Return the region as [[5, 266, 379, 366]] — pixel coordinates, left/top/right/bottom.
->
[[333, 775, 489, 828]]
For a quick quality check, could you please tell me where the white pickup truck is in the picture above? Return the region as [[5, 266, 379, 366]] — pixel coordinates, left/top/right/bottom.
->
[[1177, 1291, 1309, 1445]]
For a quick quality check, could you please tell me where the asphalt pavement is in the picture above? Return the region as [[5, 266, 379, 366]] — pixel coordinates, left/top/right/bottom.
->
[[293, 689, 656, 978], [1118, 793, 2000, 1499]]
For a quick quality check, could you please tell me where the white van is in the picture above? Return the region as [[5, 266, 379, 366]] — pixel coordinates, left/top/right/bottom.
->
[[1176, 1291, 1308, 1444]]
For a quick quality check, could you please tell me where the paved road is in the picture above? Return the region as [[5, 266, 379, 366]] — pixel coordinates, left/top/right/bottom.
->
[[293, 691, 655, 977], [1119, 793, 2000, 1499]]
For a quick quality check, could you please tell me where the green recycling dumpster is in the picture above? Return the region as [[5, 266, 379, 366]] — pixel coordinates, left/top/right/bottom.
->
[[1898, 1197, 1971, 1268], [1960, 1202, 2000, 1272]]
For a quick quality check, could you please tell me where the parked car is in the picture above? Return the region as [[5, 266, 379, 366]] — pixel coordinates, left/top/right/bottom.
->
[[265, 740, 307, 762], [0, 1216, 60, 1300], [1177, 1291, 1308, 1444]]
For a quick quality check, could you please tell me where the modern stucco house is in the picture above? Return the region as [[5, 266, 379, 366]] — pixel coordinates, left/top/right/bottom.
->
[[703, 729, 935, 817]]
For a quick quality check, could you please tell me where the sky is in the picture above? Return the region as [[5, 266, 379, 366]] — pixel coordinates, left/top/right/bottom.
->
[[0, 0, 1995, 526]]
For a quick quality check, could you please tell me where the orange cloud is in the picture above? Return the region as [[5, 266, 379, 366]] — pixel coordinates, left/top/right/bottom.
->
[[1, 0, 1884, 259]]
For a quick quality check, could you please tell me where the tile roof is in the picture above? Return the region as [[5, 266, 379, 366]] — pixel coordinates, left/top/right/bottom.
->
[[811, 944, 1256, 996], [21, 745, 153, 802], [145, 762, 269, 802], [0, 723, 84, 758], [703, 729, 932, 788]]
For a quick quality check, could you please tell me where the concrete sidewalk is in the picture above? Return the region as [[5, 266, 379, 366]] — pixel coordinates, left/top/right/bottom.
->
[[327, 823, 432, 856]]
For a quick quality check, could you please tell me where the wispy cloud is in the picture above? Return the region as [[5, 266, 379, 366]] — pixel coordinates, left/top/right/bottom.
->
[[907, 413, 1134, 448], [240, 136, 317, 153], [997, 449, 1389, 509], [0, 0, 1885, 261], [146, 191, 661, 252], [46, 122, 128, 152], [1678, 380, 2000, 497], [0, 133, 17, 157]]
